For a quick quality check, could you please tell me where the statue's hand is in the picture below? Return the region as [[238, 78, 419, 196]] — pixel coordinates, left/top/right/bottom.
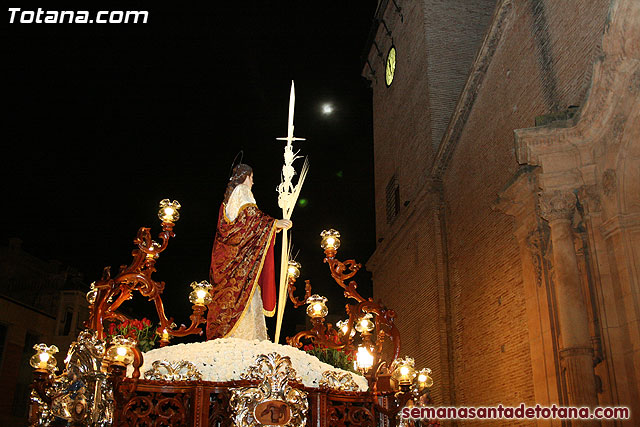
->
[[276, 219, 292, 231]]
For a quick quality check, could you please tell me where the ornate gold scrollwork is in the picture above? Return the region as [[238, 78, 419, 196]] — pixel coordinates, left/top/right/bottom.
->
[[30, 330, 114, 426], [144, 360, 203, 381], [319, 370, 359, 392], [230, 353, 308, 427]]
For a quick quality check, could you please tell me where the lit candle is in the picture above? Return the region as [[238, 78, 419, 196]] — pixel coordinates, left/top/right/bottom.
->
[[189, 281, 212, 306], [287, 260, 301, 279], [106, 336, 136, 366], [320, 229, 341, 251], [392, 357, 416, 387], [417, 368, 434, 389], [196, 289, 206, 305], [38, 352, 50, 370], [158, 199, 181, 223], [115, 346, 127, 363], [29, 344, 58, 371], [356, 346, 374, 371], [306, 295, 328, 319]]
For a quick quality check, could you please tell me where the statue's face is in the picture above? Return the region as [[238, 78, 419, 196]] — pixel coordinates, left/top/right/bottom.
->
[[244, 173, 254, 189]]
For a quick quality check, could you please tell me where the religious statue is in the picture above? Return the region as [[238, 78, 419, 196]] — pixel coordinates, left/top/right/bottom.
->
[[206, 164, 292, 341]]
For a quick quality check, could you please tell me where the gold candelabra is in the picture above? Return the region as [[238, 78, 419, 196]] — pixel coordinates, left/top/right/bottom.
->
[[29, 199, 212, 426], [27, 204, 435, 426], [287, 228, 433, 398]]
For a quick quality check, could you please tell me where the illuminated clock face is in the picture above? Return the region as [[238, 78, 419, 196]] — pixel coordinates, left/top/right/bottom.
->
[[385, 46, 396, 87]]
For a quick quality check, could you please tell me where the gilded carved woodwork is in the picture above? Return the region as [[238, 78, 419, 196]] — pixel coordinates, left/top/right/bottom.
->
[[30, 207, 413, 426], [230, 353, 308, 427], [209, 390, 233, 427], [29, 330, 119, 427], [287, 278, 312, 309], [119, 391, 190, 427], [319, 371, 360, 392], [326, 398, 375, 426], [86, 220, 207, 342], [286, 247, 401, 384], [144, 360, 203, 381]]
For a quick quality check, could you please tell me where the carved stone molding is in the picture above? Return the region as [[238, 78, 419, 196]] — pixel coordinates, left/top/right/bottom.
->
[[578, 185, 602, 214], [630, 68, 640, 94], [539, 190, 577, 222], [525, 224, 552, 288], [602, 169, 617, 197], [319, 371, 359, 392], [610, 113, 627, 141], [144, 360, 203, 381], [230, 353, 308, 427], [494, 166, 539, 220], [559, 346, 594, 360]]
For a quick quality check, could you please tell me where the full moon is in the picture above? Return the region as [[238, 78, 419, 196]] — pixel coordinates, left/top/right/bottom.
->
[[321, 104, 334, 115]]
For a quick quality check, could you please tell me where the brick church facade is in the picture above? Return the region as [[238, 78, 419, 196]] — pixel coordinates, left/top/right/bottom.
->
[[364, 0, 639, 424]]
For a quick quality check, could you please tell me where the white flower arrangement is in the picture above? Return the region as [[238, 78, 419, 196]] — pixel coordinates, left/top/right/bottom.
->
[[131, 338, 368, 391]]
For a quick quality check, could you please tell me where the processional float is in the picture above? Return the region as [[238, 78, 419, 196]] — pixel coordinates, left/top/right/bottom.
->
[[26, 84, 438, 427]]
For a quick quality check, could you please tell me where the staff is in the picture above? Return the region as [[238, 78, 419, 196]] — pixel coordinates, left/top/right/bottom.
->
[[274, 81, 309, 343]]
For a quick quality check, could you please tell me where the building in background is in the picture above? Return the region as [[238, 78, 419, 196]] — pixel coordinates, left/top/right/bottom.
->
[[0, 238, 89, 425], [364, 0, 639, 422]]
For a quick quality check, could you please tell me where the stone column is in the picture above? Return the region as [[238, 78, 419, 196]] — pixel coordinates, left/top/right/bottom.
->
[[539, 190, 598, 408]]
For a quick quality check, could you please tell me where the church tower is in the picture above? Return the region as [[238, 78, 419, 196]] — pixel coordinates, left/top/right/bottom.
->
[[363, 0, 639, 420]]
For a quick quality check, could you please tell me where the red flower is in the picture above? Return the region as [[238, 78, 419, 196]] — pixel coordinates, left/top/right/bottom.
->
[[142, 318, 151, 327]]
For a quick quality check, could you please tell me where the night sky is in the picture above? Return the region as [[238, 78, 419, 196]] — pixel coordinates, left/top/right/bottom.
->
[[5, 3, 377, 340]]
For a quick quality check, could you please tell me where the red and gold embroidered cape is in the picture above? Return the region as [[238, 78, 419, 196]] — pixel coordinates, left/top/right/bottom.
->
[[206, 203, 277, 340]]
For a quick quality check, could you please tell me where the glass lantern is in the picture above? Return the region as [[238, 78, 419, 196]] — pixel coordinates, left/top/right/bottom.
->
[[306, 295, 328, 319], [189, 280, 213, 306], [391, 356, 416, 387], [416, 368, 434, 390], [355, 313, 375, 334], [106, 336, 137, 366], [158, 199, 181, 223], [287, 260, 301, 279], [320, 229, 341, 251], [336, 319, 356, 338], [355, 345, 375, 373], [30, 344, 59, 371], [158, 321, 176, 344]]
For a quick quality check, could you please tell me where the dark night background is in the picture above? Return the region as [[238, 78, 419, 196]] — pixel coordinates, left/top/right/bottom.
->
[[4, 3, 377, 340]]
